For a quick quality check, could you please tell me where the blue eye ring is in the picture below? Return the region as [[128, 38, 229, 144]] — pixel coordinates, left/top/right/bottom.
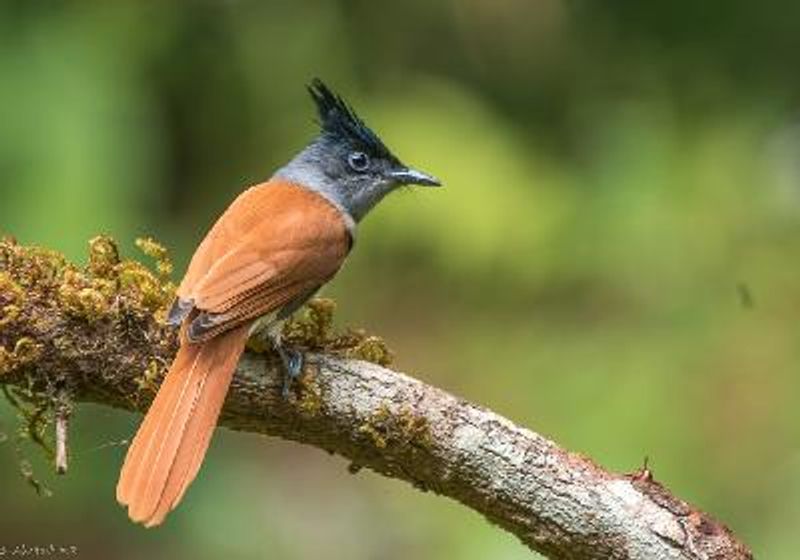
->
[[347, 151, 370, 172]]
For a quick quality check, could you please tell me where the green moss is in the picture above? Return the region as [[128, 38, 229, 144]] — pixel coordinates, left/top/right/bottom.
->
[[396, 407, 433, 451], [135, 237, 174, 279], [282, 298, 337, 347], [0, 241, 69, 293], [358, 404, 392, 448], [0, 337, 43, 376], [12, 337, 42, 364], [0, 304, 20, 327], [87, 235, 120, 279], [1, 235, 174, 327], [358, 404, 432, 452], [80, 235, 176, 319], [134, 359, 163, 399], [57, 269, 112, 322], [117, 260, 173, 315], [64, 236, 176, 322], [296, 371, 322, 416], [281, 298, 394, 367], [346, 335, 394, 367], [0, 271, 24, 327]]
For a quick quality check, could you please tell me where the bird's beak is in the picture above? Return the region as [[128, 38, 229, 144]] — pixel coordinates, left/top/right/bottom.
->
[[389, 167, 442, 187]]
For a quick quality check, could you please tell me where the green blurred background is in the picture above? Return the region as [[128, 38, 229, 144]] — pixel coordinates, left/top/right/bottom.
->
[[1, 1, 798, 558]]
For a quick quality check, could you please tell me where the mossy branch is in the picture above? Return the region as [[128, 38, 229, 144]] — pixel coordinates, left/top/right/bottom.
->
[[0, 236, 753, 560]]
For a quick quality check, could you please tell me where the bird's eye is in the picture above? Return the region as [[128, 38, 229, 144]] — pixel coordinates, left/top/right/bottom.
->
[[347, 151, 370, 172]]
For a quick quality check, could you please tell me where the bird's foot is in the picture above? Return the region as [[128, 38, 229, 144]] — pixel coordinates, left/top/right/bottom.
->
[[276, 345, 304, 399]]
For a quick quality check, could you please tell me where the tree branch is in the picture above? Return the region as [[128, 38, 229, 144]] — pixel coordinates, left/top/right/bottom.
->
[[0, 237, 753, 559]]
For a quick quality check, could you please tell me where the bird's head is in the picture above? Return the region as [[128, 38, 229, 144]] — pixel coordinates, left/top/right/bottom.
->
[[277, 79, 441, 222]]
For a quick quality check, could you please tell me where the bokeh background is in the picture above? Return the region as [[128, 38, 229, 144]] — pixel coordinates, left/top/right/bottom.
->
[[1, 1, 799, 558]]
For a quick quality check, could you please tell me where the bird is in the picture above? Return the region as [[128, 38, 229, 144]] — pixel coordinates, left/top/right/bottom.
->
[[116, 79, 441, 527]]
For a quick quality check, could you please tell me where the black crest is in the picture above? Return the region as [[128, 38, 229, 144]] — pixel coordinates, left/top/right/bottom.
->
[[307, 78, 393, 160]]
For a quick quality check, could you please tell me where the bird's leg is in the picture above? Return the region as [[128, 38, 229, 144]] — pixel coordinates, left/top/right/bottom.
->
[[269, 330, 304, 398], [251, 317, 306, 398], [276, 345, 304, 398]]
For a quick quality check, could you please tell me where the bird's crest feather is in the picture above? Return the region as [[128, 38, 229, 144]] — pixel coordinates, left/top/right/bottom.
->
[[307, 78, 393, 160]]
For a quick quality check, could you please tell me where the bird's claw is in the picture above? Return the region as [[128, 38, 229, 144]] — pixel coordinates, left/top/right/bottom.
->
[[276, 346, 304, 398]]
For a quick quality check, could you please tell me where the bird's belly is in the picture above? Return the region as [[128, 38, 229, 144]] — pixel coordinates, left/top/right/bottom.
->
[[248, 311, 282, 338]]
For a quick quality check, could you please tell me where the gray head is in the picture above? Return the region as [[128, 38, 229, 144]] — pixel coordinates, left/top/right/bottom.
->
[[276, 79, 441, 222]]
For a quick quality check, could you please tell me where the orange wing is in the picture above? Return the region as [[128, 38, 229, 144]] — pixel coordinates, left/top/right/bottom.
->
[[177, 180, 352, 340]]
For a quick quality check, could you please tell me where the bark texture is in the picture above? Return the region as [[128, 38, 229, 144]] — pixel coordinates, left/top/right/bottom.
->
[[0, 237, 754, 559]]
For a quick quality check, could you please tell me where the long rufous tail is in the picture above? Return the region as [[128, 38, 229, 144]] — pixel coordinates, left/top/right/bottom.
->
[[116, 324, 251, 527]]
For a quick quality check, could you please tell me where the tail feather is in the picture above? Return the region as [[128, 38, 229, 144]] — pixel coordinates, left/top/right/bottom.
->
[[144, 335, 246, 526], [127, 348, 205, 522], [117, 324, 250, 526], [116, 342, 203, 507]]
